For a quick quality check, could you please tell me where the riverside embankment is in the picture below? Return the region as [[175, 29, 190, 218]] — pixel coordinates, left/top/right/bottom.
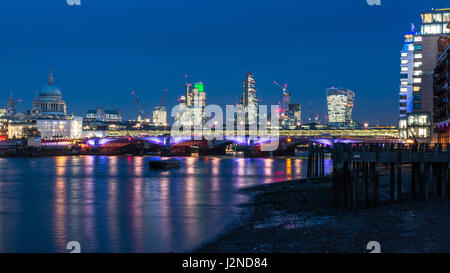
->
[[197, 167, 450, 253]]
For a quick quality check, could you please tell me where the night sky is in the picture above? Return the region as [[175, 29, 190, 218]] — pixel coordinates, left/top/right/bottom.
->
[[0, 0, 447, 124]]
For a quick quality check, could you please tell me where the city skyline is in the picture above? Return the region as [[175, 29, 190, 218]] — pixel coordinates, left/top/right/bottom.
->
[[0, 1, 447, 124]]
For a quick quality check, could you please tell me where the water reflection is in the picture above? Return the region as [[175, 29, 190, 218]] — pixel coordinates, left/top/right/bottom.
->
[[0, 156, 331, 253]]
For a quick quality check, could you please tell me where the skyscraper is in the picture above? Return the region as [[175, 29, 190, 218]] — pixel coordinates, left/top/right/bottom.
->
[[326, 87, 354, 127], [399, 8, 450, 142], [152, 106, 167, 126], [175, 81, 207, 128], [241, 72, 259, 125], [282, 103, 301, 129]]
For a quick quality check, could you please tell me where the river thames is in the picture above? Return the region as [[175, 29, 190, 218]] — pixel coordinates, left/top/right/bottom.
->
[[0, 156, 331, 253]]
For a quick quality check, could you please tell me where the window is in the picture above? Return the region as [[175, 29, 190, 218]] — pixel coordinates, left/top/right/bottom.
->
[[401, 59, 409, 64], [413, 78, 422, 84], [419, 115, 428, 125], [414, 62, 423, 68], [414, 53, 423, 59], [414, 44, 423, 51], [401, 81, 408, 86], [414, 70, 423, 76], [422, 13, 433, 23], [408, 44, 414, 51], [418, 128, 428, 138], [444, 24, 450, 34], [400, 103, 407, 107], [444, 13, 450, 22], [401, 67, 408, 72], [415, 36, 423, 42], [413, 95, 422, 101], [400, 95, 407, 100], [433, 13, 442, 23], [414, 86, 421, 92], [404, 34, 414, 43], [401, 52, 408, 57], [400, 87, 408, 93], [414, 103, 422, 109], [423, 24, 442, 34], [400, 73, 408, 79]]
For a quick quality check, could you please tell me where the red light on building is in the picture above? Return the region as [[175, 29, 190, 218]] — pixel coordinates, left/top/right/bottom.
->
[[0, 136, 6, 141]]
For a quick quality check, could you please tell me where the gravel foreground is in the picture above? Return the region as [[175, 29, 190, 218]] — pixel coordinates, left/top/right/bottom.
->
[[196, 167, 450, 253]]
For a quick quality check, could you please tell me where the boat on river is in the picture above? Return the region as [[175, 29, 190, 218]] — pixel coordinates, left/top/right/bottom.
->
[[148, 158, 181, 170]]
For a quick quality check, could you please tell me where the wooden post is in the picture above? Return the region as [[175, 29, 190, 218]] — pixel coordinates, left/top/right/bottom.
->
[[332, 144, 345, 207], [390, 163, 395, 202], [364, 148, 369, 204], [419, 145, 425, 201], [397, 144, 402, 202], [372, 145, 380, 206], [320, 148, 325, 176], [307, 146, 312, 177]]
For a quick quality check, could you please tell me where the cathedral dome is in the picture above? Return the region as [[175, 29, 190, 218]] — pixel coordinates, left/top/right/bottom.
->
[[40, 69, 62, 97]]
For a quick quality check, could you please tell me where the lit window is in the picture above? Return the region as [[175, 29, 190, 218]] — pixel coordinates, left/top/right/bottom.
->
[[444, 24, 450, 34], [401, 67, 408, 72], [414, 70, 423, 76], [444, 13, 450, 22], [414, 44, 423, 50], [408, 44, 415, 51], [419, 115, 428, 125], [401, 52, 408, 57], [423, 24, 442, 34], [414, 62, 423, 68], [414, 86, 421, 92], [414, 53, 423, 59], [422, 13, 433, 23], [413, 78, 422, 84], [400, 87, 408, 92], [401, 59, 409, 64], [433, 13, 442, 23], [401, 81, 408, 86], [415, 36, 423, 42]]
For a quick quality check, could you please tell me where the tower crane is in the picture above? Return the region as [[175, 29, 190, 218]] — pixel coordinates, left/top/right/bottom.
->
[[160, 89, 167, 108], [131, 91, 150, 122]]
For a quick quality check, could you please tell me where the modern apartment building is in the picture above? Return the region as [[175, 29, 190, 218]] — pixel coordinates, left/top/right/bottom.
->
[[433, 35, 450, 143], [399, 8, 450, 142]]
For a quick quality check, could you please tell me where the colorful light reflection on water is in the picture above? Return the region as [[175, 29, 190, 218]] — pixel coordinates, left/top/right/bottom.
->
[[0, 156, 331, 253]]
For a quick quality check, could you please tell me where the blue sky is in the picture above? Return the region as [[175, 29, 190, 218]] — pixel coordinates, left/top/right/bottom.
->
[[0, 0, 447, 124]]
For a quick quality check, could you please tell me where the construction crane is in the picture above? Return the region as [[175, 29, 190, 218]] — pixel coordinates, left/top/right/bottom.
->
[[131, 91, 150, 122], [160, 89, 167, 108]]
